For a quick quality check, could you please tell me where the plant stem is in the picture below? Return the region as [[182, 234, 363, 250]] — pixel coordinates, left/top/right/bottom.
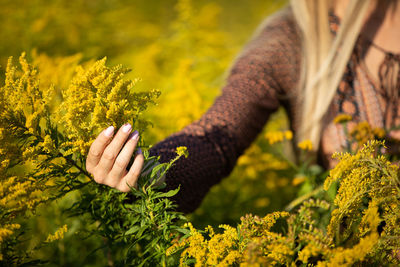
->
[[285, 185, 324, 211], [15, 119, 92, 179]]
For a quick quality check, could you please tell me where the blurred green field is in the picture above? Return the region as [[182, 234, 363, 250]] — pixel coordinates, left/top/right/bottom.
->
[[0, 0, 301, 265]]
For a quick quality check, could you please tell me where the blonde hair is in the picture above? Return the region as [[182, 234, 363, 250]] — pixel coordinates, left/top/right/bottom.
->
[[290, 0, 372, 148]]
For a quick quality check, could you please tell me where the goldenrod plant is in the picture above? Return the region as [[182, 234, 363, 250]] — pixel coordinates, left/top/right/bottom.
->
[[0, 54, 186, 266], [2, 0, 400, 266], [1, 54, 400, 267], [0, 0, 290, 235], [168, 140, 400, 266]]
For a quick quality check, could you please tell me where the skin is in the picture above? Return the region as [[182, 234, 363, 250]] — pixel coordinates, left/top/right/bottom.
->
[[335, 0, 400, 84], [86, 124, 144, 192], [87, 0, 400, 191]]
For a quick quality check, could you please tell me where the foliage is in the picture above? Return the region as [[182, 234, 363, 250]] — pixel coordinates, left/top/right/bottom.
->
[[168, 140, 400, 266], [0, 0, 290, 234], [0, 54, 185, 266], [1, 1, 291, 264], [2, 0, 400, 266]]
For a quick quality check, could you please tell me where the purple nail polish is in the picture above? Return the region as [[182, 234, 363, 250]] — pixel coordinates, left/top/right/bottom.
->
[[104, 126, 114, 137], [136, 148, 142, 154], [129, 130, 139, 140]]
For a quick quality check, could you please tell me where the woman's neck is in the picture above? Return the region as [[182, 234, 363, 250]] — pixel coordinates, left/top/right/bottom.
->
[[334, 0, 400, 54], [363, 0, 400, 52], [334, 0, 400, 88], [334, 0, 400, 21]]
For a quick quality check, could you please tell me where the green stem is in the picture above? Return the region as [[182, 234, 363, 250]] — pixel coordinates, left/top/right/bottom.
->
[[15, 119, 93, 179], [60, 152, 92, 178], [284, 185, 324, 211], [276, 147, 300, 172]]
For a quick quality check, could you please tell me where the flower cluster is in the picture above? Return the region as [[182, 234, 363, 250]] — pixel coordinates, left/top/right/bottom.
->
[[58, 57, 160, 156], [325, 140, 400, 262], [45, 225, 68, 243], [170, 140, 400, 266], [167, 222, 240, 266], [264, 130, 293, 145], [333, 114, 352, 124], [0, 54, 166, 265], [349, 121, 386, 147], [176, 146, 189, 158], [2, 0, 400, 264], [298, 139, 313, 151], [0, 54, 55, 263]]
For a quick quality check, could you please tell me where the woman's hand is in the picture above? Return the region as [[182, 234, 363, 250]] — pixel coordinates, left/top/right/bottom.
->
[[86, 123, 144, 192]]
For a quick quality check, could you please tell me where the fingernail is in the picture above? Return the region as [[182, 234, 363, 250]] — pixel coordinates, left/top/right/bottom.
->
[[136, 148, 142, 154], [129, 130, 139, 140], [122, 123, 132, 133], [104, 126, 114, 137]]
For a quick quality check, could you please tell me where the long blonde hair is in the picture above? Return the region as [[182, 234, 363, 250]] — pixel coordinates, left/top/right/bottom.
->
[[290, 0, 371, 148]]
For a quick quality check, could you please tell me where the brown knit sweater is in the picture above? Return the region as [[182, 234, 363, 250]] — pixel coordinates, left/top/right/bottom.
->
[[149, 8, 302, 213], [150, 4, 400, 212]]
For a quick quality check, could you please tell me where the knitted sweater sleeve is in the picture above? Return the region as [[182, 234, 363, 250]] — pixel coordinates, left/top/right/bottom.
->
[[149, 8, 300, 213]]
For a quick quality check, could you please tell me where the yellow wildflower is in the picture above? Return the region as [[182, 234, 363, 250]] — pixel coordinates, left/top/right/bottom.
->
[[265, 130, 293, 145], [297, 140, 313, 151], [284, 130, 293, 140], [1, 160, 10, 169], [219, 250, 241, 266], [42, 134, 55, 153], [333, 114, 352, 124], [46, 224, 68, 242], [292, 174, 306, 186], [298, 244, 322, 263], [372, 127, 385, 139], [0, 224, 20, 243], [176, 146, 189, 158], [320, 232, 379, 267], [58, 57, 160, 156], [349, 121, 385, 147]]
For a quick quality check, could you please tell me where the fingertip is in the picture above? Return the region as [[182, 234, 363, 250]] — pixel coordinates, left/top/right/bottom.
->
[[122, 123, 132, 133], [135, 149, 145, 164], [129, 130, 139, 140], [104, 126, 115, 137]]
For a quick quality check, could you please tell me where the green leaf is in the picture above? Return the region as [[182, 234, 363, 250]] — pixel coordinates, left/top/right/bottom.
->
[[154, 187, 180, 199], [143, 148, 149, 158], [175, 228, 190, 236], [125, 226, 140, 235], [136, 226, 148, 239], [326, 181, 338, 201], [150, 163, 167, 179]]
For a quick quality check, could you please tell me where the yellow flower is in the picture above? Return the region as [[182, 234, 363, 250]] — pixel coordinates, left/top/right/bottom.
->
[[176, 146, 189, 158], [42, 134, 55, 153], [46, 224, 68, 242], [298, 244, 322, 263], [321, 232, 379, 266], [372, 127, 385, 139], [292, 175, 306, 186], [349, 121, 385, 147], [0, 224, 20, 243], [284, 130, 293, 140], [1, 160, 10, 169], [333, 114, 352, 124], [297, 140, 313, 151], [265, 130, 293, 145], [58, 57, 160, 156]]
